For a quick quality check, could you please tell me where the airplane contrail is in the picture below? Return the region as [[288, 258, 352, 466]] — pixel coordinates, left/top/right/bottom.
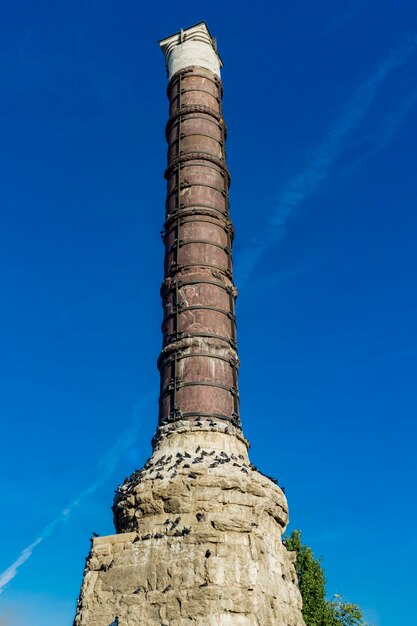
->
[[237, 33, 417, 285], [0, 393, 154, 595]]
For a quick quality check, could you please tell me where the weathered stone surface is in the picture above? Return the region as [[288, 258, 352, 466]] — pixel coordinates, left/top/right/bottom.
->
[[74, 430, 305, 625]]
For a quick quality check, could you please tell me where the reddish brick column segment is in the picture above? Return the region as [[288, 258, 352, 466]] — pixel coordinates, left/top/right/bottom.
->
[[154, 65, 241, 445]]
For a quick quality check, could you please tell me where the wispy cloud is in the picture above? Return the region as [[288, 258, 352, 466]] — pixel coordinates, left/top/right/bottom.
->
[[0, 393, 153, 595], [237, 34, 417, 285], [0, 539, 42, 595], [337, 85, 417, 181]]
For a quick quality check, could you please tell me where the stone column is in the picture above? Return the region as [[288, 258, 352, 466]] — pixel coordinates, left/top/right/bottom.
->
[[156, 22, 240, 448], [73, 23, 306, 626]]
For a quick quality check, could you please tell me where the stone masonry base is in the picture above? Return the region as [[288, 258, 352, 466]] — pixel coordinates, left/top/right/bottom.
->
[[74, 430, 306, 626]]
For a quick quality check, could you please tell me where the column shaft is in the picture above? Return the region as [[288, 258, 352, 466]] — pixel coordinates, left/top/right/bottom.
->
[[156, 65, 241, 444]]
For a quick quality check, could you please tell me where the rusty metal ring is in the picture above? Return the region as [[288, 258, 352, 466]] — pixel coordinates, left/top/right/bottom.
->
[[164, 151, 230, 180]]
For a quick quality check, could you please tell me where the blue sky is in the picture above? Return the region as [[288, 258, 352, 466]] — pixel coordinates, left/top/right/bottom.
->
[[1, 1, 416, 624]]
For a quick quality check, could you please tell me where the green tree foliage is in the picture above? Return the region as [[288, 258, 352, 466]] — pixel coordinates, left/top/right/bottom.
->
[[284, 530, 368, 626], [328, 594, 367, 626]]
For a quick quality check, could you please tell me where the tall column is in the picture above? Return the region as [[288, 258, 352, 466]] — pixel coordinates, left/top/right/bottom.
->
[[156, 23, 241, 447], [74, 23, 306, 626]]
